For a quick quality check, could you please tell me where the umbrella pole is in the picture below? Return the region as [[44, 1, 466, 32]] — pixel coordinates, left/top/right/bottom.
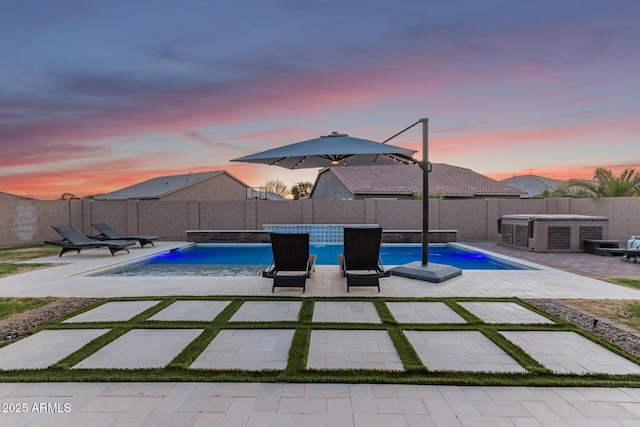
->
[[421, 118, 429, 265], [389, 118, 462, 282]]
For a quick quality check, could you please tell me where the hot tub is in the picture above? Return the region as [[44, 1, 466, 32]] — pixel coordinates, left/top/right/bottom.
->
[[497, 214, 610, 252]]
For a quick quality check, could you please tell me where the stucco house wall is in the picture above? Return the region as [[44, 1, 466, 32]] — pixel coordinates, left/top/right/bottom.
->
[[309, 171, 355, 200], [161, 173, 248, 201]]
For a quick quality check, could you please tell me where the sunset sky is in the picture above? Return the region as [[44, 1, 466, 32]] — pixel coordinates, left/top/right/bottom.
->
[[1, 0, 639, 200]]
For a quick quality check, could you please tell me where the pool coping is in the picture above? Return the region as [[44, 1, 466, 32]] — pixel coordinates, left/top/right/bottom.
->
[[82, 241, 539, 277], [5, 241, 640, 300]]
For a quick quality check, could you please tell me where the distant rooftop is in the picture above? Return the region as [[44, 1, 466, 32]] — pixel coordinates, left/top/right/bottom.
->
[[0, 191, 32, 200], [500, 174, 564, 198], [95, 171, 226, 200], [317, 164, 524, 197]]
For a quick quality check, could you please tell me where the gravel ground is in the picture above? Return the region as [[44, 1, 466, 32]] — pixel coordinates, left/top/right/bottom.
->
[[526, 298, 640, 358], [0, 298, 101, 341], [1, 297, 638, 359]]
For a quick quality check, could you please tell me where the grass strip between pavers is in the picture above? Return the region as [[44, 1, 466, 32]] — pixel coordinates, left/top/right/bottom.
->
[[0, 296, 639, 387]]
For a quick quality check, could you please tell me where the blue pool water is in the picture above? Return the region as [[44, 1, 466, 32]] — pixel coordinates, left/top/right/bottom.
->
[[97, 243, 532, 276]]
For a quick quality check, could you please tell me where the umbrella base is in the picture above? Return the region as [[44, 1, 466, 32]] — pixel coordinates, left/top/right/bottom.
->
[[390, 261, 462, 283]]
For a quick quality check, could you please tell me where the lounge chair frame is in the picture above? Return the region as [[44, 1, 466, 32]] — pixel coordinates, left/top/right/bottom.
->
[[262, 233, 316, 293], [91, 221, 158, 248], [338, 227, 390, 292], [622, 249, 640, 263], [45, 224, 136, 257]]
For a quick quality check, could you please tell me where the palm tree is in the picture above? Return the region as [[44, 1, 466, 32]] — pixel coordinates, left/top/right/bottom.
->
[[562, 168, 640, 198], [534, 187, 592, 199]]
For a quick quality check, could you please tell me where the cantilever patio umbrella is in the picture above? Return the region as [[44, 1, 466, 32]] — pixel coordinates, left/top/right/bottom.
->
[[231, 122, 462, 282], [231, 132, 417, 169]]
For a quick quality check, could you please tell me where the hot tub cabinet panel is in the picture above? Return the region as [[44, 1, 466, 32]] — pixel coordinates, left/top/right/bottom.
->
[[497, 214, 610, 253]]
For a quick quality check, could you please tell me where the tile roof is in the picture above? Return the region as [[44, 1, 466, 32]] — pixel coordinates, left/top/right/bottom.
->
[[321, 164, 524, 197], [500, 175, 564, 198], [96, 171, 226, 200]]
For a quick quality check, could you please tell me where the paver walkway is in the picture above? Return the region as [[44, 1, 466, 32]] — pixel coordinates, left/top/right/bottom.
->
[[1, 300, 638, 376], [2, 382, 640, 426]]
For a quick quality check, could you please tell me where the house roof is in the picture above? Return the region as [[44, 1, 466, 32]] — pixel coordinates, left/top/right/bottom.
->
[[265, 191, 288, 200], [96, 171, 238, 200], [314, 164, 524, 197], [0, 191, 31, 200], [500, 174, 564, 198]]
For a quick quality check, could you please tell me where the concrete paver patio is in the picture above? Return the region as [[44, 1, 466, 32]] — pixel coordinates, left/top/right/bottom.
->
[[230, 300, 302, 322], [73, 329, 203, 369], [1, 241, 640, 425], [191, 329, 295, 370], [458, 301, 555, 324], [386, 302, 467, 324], [63, 300, 161, 323], [501, 330, 640, 375], [307, 330, 404, 371], [312, 301, 381, 323], [404, 330, 528, 373], [4, 299, 637, 376], [149, 300, 231, 322], [0, 329, 110, 370]]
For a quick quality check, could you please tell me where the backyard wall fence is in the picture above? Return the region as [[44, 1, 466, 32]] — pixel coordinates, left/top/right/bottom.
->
[[1, 197, 639, 247]]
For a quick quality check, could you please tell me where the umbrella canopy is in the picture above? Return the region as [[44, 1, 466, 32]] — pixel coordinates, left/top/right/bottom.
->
[[231, 132, 417, 169]]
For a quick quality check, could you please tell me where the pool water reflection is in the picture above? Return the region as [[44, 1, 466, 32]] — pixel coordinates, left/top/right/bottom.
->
[[95, 243, 533, 277]]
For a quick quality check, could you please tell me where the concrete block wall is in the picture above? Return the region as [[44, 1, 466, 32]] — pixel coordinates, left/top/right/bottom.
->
[[546, 197, 572, 214], [311, 200, 367, 224], [256, 201, 304, 227], [38, 200, 73, 242], [373, 200, 422, 230], [187, 201, 200, 231], [496, 198, 550, 216], [0, 200, 73, 244], [126, 200, 139, 236], [301, 200, 314, 224], [88, 200, 128, 236], [137, 201, 190, 238], [200, 201, 248, 230], [2, 200, 39, 244], [569, 197, 640, 243], [2, 197, 639, 247], [440, 199, 488, 239]]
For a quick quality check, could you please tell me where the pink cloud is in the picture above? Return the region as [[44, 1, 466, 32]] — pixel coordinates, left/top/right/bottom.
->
[[2, 32, 638, 200], [487, 162, 640, 182], [1, 154, 270, 200]]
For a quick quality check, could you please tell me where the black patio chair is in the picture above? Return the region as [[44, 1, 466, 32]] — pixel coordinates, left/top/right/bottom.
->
[[262, 233, 316, 293], [338, 227, 390, 292]]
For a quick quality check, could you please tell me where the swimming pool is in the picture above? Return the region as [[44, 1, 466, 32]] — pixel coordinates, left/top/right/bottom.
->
[[96, 243, 532, 276]]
